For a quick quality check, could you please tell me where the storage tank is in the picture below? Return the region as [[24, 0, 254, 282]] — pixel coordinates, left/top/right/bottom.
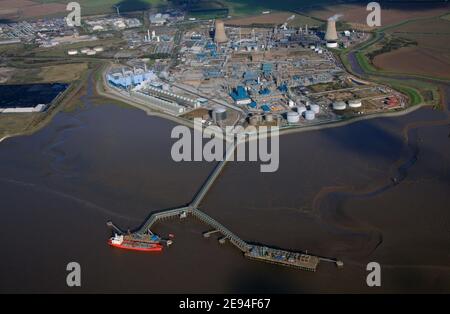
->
[[265, 113, 274, 122], [297, 105, 307, 115], [326, 41, 338, 48], [249, 115, 259, 126], [348, 99, 362, 108], [310, 104, 320, 114], [287, 111, 300, 123], [332, 101, 347, 110], [212, 107, 227, 122], [304, 110, 315, 120]]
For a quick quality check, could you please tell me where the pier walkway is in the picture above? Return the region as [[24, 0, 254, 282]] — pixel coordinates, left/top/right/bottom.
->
[[108, 129, 342, 272], [137, 206, 191, 234], [191, 141, 236, 208]]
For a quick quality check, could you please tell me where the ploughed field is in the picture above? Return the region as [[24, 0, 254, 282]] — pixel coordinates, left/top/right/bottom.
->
[[305, 3, 450, 30], [373, 16, 450, 79]]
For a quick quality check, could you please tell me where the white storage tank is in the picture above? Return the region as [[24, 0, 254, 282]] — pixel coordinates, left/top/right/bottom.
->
[[212, 107, 227, 122], [333, 101, 347, 111], [287, 111, 300, 123], [297, 105, 307, 115], [304, 110, 315, 120], [326, 41, 338, 48], [348, 99, 362, 108], [310, 104, 320, 114]]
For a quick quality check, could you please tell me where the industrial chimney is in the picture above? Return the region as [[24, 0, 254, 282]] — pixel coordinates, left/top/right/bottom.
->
[[214, 20, 228, 44], [325, 17, 338, 41]]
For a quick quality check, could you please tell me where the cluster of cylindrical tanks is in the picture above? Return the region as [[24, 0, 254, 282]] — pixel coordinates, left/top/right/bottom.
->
[[332, 99, 362, 111], [286, 102, 320, 124], [249, 113, 277, 126], [69, 46, 104, 56]]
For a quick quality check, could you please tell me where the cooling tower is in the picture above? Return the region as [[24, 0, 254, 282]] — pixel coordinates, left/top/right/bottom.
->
[[214, 20, 228, 43], [325, 18, 338, 41]]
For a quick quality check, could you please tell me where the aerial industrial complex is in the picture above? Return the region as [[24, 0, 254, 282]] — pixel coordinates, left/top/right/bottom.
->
[[0, 7, 410, 273], [103, 14, 404, 131], [98, 11, 405, 272]]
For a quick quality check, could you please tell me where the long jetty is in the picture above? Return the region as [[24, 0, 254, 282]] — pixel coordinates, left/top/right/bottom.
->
[[191, 141, 236, 208], [109, 132, 343, 272]]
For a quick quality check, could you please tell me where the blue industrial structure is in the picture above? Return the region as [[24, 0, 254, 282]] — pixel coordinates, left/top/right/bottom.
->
[[204, 69, 223, 79], [107, 68, 155, 89], [205, 42, 216, 51], [196, 53, 207, 61], [262, 63, 273, 76], [278, 83, 288, 93], [230, 86, 250, 102], [248, 101, 257, 109], [259, 88, 271, 96], [261, 104, 271, 112], [243, 71, 258, 83]]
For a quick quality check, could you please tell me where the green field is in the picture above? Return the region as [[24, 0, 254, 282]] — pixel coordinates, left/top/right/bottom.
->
[[42, 0, 166, 15], [39, 0, 333, 17], [223, 0, 331, 16]]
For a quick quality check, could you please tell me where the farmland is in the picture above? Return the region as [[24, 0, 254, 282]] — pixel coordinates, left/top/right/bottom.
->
[[225, 12, 322, 28], [305, 2, 450, 30], [372, 16, 450, 80]]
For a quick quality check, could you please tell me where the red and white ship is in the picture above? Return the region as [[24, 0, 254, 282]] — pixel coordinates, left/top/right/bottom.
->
[[108, 233, 163, 252]]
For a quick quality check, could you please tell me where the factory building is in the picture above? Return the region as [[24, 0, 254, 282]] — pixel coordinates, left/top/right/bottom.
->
[[149, 13, 168, 25], [107, 67, 156, 89], [230, 86, 252, 105], [131, 90, 186, 115], [143, 85, 199, 108], [261, 104, 271, 112], [262, 63, 273, 76], [0, 103, 46, 114]]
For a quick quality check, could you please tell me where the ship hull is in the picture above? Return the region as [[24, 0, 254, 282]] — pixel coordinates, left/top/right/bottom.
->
[[108, 240, 163, 252]]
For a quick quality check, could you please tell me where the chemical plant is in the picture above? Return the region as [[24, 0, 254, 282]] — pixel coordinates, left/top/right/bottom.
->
[[104, 13, 404, 131]]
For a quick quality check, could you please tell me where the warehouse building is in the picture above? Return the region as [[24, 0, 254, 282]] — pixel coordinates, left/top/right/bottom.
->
[[107, 67, 156, 89]]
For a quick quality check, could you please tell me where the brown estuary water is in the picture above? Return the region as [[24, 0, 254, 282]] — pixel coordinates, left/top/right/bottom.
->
[[0, 79, 449, 293]]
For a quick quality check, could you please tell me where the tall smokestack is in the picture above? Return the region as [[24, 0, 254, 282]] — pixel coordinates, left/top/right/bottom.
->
[[325, 16, 339, 41], [214, 20, 228, 44]]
